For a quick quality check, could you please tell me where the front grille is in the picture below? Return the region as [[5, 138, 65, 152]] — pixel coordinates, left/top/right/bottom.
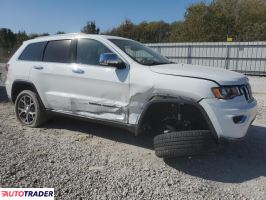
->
[[239, 84, 253, 102]]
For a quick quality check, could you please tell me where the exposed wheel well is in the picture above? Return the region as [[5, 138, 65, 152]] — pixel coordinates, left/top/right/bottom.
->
[[137, 101, 211, 136]]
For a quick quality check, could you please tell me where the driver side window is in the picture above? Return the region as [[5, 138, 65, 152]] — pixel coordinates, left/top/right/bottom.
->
[[76, 39, 112, 65]]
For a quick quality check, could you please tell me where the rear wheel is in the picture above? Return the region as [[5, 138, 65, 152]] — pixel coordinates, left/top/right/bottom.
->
[[153, 130, 217, 158], [15, 90, 46, 127]]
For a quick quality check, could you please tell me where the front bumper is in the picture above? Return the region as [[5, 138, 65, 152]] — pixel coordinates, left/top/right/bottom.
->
[[200, 96, 257, 139]]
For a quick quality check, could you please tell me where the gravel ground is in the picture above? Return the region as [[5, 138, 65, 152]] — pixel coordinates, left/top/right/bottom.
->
[[0, 65, 266, 199]]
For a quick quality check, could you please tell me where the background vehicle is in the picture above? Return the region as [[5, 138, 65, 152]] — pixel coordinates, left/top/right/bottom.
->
[[5, 33, 257, 158]]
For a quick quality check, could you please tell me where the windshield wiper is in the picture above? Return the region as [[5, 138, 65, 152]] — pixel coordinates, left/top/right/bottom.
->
[[146, 61, 171, 66]]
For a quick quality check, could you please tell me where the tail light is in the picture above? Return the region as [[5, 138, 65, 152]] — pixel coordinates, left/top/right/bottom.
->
[[5, 63, 10, 71]]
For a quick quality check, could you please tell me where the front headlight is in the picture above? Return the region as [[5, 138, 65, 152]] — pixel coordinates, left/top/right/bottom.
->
[[212, 86, 241, 99]]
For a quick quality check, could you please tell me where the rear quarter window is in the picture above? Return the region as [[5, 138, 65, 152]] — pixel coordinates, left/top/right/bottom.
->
[[18, 42, 46, 61], [43, 40, 71, 63]]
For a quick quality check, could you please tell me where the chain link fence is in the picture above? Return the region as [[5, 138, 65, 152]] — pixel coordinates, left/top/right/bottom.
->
[[147, 42, 266, 76]]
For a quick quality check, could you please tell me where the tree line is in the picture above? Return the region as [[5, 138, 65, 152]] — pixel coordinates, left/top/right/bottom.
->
[[1, 0, 266, 61], [105, 0, 266, 43]]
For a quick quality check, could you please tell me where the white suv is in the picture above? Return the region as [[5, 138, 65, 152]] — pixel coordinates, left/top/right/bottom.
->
[[5, 33, 257, 157]]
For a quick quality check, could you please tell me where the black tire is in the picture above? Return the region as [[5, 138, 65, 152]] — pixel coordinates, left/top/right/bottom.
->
[[15, 90, 47, 127], [153, 130, 217, 158]]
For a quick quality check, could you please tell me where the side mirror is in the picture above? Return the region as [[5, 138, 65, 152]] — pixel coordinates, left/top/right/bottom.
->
[[99, 53, 126, 69]]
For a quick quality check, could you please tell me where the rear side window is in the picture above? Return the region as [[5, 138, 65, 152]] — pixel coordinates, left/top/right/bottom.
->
[[19, 42, 46, 61], [43, 40, 71, 63]]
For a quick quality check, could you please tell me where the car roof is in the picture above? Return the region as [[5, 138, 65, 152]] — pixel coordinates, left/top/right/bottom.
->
[[24, 33, 129, 44]]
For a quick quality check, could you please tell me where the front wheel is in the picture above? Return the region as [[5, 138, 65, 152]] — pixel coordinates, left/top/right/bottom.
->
[[15, 90, 46, 127], [153, 130, 217, 158]]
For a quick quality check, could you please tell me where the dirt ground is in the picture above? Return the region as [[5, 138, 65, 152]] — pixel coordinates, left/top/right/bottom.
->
[[0, 65, 266, 199]]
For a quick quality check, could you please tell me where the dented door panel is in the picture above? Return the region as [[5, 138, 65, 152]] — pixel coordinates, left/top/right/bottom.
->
[[61, 63, 130, 122]]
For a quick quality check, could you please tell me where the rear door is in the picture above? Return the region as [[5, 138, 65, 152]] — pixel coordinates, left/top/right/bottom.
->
[[30, 39, 75, 110], [15, 41, 47, 83]]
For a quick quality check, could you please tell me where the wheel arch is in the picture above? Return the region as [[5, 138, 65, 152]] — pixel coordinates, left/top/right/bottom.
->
[[11, 80, 44, 108], [135, 95, 217, 139]]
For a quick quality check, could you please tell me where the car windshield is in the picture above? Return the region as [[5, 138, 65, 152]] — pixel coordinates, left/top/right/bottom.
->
[[109, 39, 172, 66]]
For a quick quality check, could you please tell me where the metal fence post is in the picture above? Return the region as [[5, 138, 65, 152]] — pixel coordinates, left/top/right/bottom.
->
[[225, 44, 230, 69], [158, 46, 161, 54], [188, 45, 192, 64]]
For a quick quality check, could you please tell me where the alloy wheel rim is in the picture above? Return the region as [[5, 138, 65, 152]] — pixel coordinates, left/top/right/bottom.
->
[[17, 95, 36, 124]]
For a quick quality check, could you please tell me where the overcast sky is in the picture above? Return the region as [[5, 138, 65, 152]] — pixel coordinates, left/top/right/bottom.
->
[[0, 0, 211, 34]]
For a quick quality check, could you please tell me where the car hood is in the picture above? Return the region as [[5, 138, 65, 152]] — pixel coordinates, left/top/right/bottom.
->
[[150, 63, 248, 85]]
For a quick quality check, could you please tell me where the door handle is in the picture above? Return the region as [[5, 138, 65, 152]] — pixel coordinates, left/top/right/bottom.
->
[[72, 68, 84, 74], [33, 66, 44, 70]]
